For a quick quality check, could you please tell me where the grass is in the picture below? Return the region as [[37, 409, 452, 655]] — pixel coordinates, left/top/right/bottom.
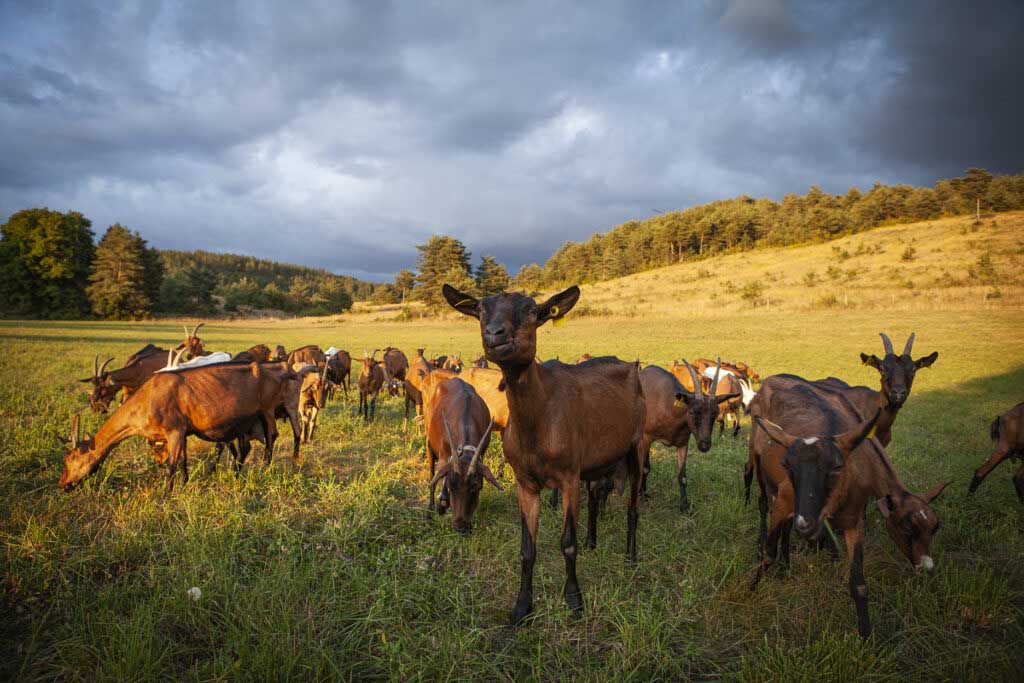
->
[[3, 242, 1024, 679]]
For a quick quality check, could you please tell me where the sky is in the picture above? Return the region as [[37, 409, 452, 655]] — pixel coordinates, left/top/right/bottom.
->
[[1, 0, 1021, 282]]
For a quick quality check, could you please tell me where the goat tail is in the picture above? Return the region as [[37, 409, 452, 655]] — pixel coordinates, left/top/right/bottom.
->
[[990, 416, 1001, 443]]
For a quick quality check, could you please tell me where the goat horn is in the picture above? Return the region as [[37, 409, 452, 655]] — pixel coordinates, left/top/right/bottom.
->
[[93, 354, 100, 378], [183, 325, 190, 337], [879, 332, 894, 356], [469, 418, 493, 476], [711, 357, 722, 396], [429, 459, 452, 488], [903, 332, 915, 357], [193, 323, 205, 336], [167, 349, 174, 367], [441, 413, 459, 474], [681, 358, 704, 397], [99, 357, 114, 376], [70, 414, 80, 449]]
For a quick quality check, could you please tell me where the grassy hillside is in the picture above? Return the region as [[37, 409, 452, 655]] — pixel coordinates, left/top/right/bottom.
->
[[1, 298, 1023, 678]]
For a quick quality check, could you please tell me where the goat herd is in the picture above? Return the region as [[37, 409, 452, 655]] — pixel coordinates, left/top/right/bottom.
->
[[58, 286, 1023, 638]]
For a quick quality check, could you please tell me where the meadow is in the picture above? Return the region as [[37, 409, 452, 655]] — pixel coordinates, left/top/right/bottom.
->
[[2, 217, 1024, 680]]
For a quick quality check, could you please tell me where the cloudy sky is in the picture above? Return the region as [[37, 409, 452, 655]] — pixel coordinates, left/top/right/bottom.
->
[[1, 1, 1021, 281]]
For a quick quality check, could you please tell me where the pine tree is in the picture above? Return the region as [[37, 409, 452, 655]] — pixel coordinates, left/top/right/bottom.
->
[[415, 235, 472, 311], [394, 269, 416, 301], [474, 255, 510, 295], [86, 224, 152, 319]]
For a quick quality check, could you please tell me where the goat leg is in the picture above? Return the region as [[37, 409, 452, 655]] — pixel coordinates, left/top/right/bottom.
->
[[510, 486, 540, 626], [584, 483, 600, 549], [676, 444, 690, 513], [559, 483, 583, 616], [845, 524, 871, 639], [969, 446, 1010, 494], [1013, 462, 1024, 503]]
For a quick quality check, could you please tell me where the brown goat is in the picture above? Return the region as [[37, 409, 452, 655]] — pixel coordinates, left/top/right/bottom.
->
[[576, 353, 593, 363], [969, 402, 1024, 500], [79, 346, 169, 413], [381, 347, 409, 397], [271, 345, 287, 361], [326, 350, 352, 399], [639, 361, 739, 511], [444, 283, 646, 625], [404, 349, 432, 425], [287, 344, 327, 369], [419, 366, 509, 433], [232, 344, 272, 363], [425, 377, 501, 532], [710, 371, 745, 438], [357, 351, 386, 421], [748, 374, 949, 639], [472, 355, 490, 368], [60, 362, 296, 491], [176, 323, 210, 360], [298, 362, 332, 443]]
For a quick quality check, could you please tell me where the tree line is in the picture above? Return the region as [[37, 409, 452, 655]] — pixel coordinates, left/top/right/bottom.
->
[[510, 168, 1024, 290], [0, 209, 375, 319]]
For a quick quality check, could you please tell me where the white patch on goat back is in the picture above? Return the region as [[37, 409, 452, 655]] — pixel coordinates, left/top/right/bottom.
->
[[325, 347, 339, 356], [703, 366, 736, 379], [802, 437, 819, 445]]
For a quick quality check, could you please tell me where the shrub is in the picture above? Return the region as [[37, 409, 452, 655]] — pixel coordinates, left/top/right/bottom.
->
[[901, 245, 917, 261], [986, 287, 1003, 300], [740, 281, 766, 307], [815, 293, 839, 308], [826, 265, 844, 281], [802, 270, 820, 287]]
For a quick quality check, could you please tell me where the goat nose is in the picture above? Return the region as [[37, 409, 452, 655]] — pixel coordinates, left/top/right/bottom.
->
[[795, 515, 810, 532], [916, 555, 934, 572], [484, 322, 507, 337]]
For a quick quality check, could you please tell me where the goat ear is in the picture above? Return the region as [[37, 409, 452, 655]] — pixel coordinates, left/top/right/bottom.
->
[[914, 351, 938, 369], [537, 286, 580, 325], [754, 417, 799, 448], [715, 391, 741, 405], [876, 494, 897, 518], [479, 463, 502, 490], [861, 353, 882, 369], [77, 377, 94, 383], [442, 284, 479, 318], [922, 480, 952, 503], [834, 408, 881, 454], [673, 391, 691, 407]]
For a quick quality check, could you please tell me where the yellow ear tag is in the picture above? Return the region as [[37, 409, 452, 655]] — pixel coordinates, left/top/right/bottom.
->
[[673, 397, 685, 408], [867, 425, 877, 439], [550, 305, 567, 326]]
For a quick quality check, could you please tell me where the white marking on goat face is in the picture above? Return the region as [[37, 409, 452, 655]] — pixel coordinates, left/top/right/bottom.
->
[[802, 437, 819, 445]]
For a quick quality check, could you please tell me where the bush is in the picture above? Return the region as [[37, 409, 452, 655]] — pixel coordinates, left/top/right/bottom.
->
[[985, 287, 1002, 300], [815, 293, 839, 308], [831, 245, 850, 262], [901, 245, 917, 261], [802, 270, 820, 287], [826, 265, 844, 281], [740, 281, 766, 307]]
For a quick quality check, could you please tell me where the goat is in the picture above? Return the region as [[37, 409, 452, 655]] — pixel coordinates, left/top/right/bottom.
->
[[969, 402, 1024, 501], [443, 354, 463, 372], [444, 283, 646, 625], [576, 353, 593, 363], [59, 362, 297, 492], [418, 366, 509, 433], [79, 346, 168, 413], [748, 374, 948, 639], [357, 350, 386, 422], [381, 346, 409, 397], [709, 370, 745, 438], [424, 377, 501, 532], [176, 323, 210, 360], [638, 361, 739, 511], [326, 349, 352, 399], [404, 349, 432, 426], [287, 344, 327, 369], [430, 354, 448, 369], [472, 355, 490, 368], [232, 344, 272, 363], [271, 345, 287, 361]]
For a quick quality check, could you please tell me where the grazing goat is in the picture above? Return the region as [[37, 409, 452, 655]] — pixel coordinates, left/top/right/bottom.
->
[[357, 351, 386, 421], [639, 361, 739, 511], [176, 323, 210, 360], [425, 377, 501, 532], [297, 362, 333, 443], [60, 362, 296, 491], [444, 283, 646, 625], [969, 402, 1024, 501], [326, 349, 352, 399], [287, 344, 327, 369], [381, 347, 409, 397], [404, 349, 432, 425], [79, 346, 168, 413], [232, 344, 272, 363], [748, 374, 948, 639]]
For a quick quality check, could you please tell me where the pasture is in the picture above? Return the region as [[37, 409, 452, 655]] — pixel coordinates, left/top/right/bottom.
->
[[2, 306, 1023, 680]]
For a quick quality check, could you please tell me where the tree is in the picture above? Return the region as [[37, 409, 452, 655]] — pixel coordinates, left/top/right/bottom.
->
[[513, 263, 544, 294], [371, 283, 401, 305], [86, 224, 154, 319], [415, 235, 472, 311], [0, 208, 94, 318], [475, 255, 510, 295], [394, 269, 416, 301], [182, 265, 218, 313]]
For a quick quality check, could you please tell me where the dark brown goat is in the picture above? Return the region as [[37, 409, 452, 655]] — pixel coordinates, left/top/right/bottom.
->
[[271, 345, 288, 361], [357, 352, 386, 421], [425, 377, 500, 532], [381, 347, 409, 397], [748, 374, 948, 639], [444, 283, 646, 625], [60, 362, 296, 491], [638, 361, 739, 511], [287, 344, 327, 369], [79, 345, 169, 413], [176, 323, 210, 360], [969, 402, 1024, 500], [472, 355, 490, 368], [232, 344, 272, 363], [326, 350, 352, 399]]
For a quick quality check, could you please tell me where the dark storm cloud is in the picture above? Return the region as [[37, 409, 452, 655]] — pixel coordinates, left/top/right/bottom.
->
[[1, 0, 1020, 281]]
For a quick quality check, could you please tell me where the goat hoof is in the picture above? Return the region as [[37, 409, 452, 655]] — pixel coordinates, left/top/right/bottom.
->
[[565, 591, 584, 617], [509, 602, 533, 626], [967, 476, 980, 494]]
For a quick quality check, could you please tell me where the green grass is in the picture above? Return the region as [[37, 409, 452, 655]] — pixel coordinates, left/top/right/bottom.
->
[[2, 308, 1024, 680]]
